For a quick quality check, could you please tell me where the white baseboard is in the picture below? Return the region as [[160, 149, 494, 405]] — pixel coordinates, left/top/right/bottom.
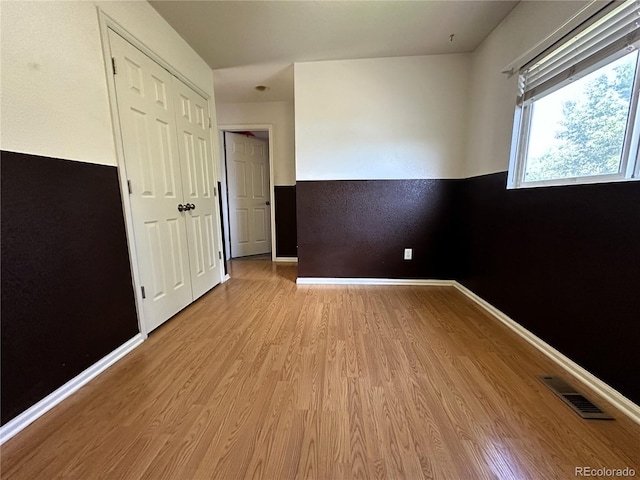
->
[[452, 282, 640, 425], [296, 277, 456, 286], [223, 273, 231, 282], [275, 257, 298, 263], [0, 334, 145, 444]]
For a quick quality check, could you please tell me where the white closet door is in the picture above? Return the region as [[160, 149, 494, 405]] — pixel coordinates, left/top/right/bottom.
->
[[110, 31, 192, 332], [172, 78, 222, 300]]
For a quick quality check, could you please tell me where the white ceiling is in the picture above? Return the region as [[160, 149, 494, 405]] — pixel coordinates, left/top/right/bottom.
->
[[150, 0, 519, 103]]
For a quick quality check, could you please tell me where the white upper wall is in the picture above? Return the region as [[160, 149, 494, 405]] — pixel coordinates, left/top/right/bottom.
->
[[216, 101, 296, 185], [465, 1, 590, 177], [1, 0, 214, 166], [2, 0, 589, 179], [294, 55, 471, 181]]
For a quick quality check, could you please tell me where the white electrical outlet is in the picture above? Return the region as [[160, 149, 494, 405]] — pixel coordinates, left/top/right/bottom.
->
[[404, 248, 412, 260]]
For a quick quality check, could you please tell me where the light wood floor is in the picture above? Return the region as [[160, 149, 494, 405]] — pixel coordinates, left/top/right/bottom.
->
[[2, 260, 638, 479]]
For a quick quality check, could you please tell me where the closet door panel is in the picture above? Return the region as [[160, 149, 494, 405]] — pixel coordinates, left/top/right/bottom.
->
[[110, 31, 193, 332], [172, 77, 222, 299]]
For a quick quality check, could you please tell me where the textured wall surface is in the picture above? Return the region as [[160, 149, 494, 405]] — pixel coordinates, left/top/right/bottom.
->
[[274, 186, 297, 257], [296, 179, 465, 278], [1, 151, 139, 425]]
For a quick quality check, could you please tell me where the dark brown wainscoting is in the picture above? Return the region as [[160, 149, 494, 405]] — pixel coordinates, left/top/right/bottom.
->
[[218, 181, 228, 274], [274, 185, 297, 257], [1, 151, 139, 425], [459, 172, 640, 404], [296, 179, 465, 279]]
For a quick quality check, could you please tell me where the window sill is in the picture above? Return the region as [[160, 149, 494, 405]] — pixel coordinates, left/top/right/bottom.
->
[[507, 174, 639, 190]]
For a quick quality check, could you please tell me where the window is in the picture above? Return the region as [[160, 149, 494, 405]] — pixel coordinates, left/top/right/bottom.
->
[[509, 0, 640, 188]]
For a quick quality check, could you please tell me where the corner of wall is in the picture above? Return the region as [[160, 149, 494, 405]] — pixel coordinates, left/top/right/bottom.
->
[[462, 1, 592, 178]]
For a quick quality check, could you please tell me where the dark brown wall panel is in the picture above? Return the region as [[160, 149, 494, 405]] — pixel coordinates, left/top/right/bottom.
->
[[1, 151, 139, 425], [218, 181, 228, 274], [274, 185, 297, 257], [296, 180, 465, 278], [459, 172, 640, 404]]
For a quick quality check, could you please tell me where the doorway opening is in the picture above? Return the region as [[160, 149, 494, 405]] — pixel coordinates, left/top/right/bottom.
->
[[219, 125, 275, 264]]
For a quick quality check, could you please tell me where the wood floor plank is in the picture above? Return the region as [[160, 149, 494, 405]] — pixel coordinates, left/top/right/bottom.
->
[[2, 259, 638, 479]]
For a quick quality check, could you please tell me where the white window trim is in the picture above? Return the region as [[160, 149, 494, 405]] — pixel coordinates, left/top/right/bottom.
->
[[509, 51, 640, 189], [508, 1, 640, 189]]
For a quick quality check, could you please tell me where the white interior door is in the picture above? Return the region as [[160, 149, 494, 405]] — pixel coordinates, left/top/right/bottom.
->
[[110, 31, 193, 332], [172, 77, 222, 299], [225, 133, 271, 257]]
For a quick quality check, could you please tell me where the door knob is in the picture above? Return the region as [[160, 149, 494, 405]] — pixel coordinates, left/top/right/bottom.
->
[[178, 204, 185, 212], [265, 201, 270, 206], [189, 203, 196, 210]]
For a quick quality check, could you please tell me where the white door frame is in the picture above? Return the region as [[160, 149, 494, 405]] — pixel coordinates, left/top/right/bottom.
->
[[97, 9, 227, 337], [219, 124, 276, 262]]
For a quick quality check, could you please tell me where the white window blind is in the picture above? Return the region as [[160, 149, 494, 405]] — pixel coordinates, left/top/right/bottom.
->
[[519, 0, 640, 104]]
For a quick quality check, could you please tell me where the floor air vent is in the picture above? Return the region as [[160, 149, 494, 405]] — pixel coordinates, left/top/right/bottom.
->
[[540, 376, 613, 420]]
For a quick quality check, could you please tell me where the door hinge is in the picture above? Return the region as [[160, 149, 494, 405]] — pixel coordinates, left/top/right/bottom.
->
[[141, 286, 146, 299], [218, 251, 222, 260], [209, 117, 212, 128], [213, 187, 217, 197], [127, 180, 132, 194], [111, 57, 117, 75]]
